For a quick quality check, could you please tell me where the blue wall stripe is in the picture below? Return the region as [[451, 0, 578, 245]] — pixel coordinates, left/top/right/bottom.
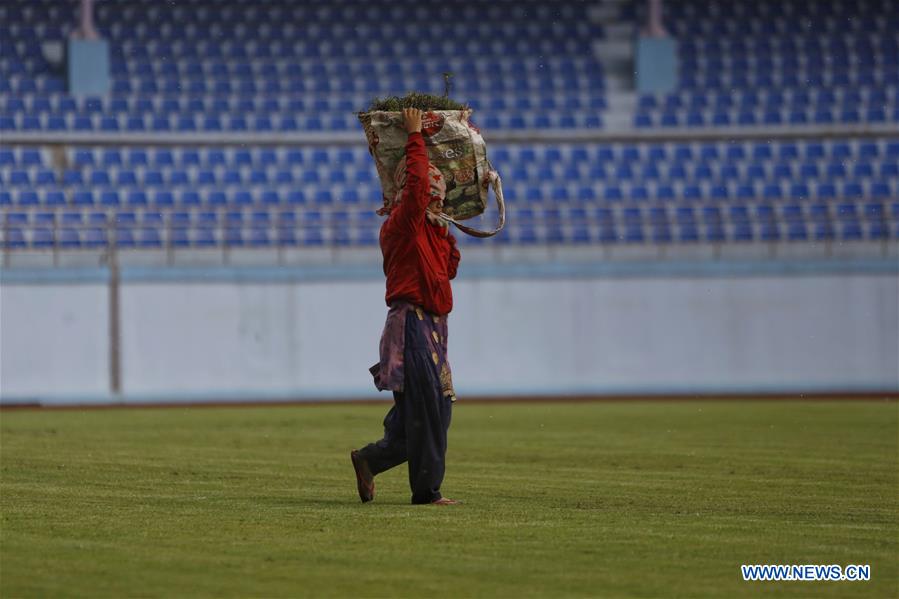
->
[[2, 257, 897, 285]]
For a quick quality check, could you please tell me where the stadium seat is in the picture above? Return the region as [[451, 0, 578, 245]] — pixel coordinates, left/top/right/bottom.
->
[[73, 190, 95, 206]]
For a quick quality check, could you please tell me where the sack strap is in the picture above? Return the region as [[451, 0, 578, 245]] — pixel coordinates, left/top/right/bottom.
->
[[437, 169, 506, 238]]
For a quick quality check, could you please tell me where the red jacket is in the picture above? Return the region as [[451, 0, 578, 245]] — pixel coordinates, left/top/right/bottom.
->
[[381, 132, 461, 316]]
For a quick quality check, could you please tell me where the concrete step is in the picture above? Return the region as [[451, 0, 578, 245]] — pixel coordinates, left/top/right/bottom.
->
[[590, 0, 637, 93], [588, 0, 632, 23], [603, 76, 635, 93], [605, 91, 638, 112], [600, 112, 637, 133], [595, 39, 635, 64], [604, 22, 638, 41]]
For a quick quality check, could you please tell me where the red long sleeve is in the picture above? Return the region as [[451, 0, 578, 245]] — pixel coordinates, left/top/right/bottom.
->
[[447, 233, 460, 280], [380, 132, 461, 315], [393, 132, 431, 228]]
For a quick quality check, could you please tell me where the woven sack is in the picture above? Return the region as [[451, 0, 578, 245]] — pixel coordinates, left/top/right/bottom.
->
[[358, 109, 505, 237]]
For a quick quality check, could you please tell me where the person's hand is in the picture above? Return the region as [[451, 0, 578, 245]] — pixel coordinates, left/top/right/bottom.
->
[[402, 108, 422, 134]]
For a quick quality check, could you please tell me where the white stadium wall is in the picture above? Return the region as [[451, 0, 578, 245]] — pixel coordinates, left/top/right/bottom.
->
[[0, 283, 110, 398], [1, 270, 897, 404]]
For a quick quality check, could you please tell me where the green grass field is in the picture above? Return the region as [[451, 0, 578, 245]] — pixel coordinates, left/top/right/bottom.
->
[[1, 400, 896, 598]]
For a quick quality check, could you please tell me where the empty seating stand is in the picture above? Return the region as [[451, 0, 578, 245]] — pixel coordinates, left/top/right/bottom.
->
[[631, 0, 898, 128], [0, 0, 895, 251], [1, 139, 896, 248], [0, 0, 605, 134]]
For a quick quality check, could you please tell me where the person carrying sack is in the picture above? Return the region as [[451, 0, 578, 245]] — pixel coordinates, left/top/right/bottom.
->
[[351, 108, 461, 506]]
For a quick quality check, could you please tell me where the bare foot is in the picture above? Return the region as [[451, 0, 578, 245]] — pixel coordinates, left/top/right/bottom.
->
[[430, 497, 461, 505]]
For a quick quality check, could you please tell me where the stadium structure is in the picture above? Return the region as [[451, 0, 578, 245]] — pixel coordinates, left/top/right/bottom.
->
[[1, 0, 896, 401]]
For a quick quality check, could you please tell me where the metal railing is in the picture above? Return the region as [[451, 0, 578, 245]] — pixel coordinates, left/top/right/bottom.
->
[[0, 217, 376, 266], [2, 210, 893, 267], [4, 122, 898, 147]]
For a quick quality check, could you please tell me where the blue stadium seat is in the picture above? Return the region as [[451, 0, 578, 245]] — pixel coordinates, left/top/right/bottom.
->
[[705, 222, 726, 242], [648, 222, 670, 243], [628, 185, 648, 202], [863, 201, 884, 221], [816, 183, 837, 200], [34, 212, 55, 226], [577, 187, 596, 202], [3, 224, 29, 248], [803, 143, 825, 160], [5, 212, 28, 226], [725, 145, 745, 161], [811, 220, 834, 240], [712, 111, 731, 126], [207, 191, 227, 207], [114, 227, 137, 248], [603, 186, 622, 202], [759, 223, 780, 242], [287, 191, 306, 205], [622, 224, 644, 243], [786, 222, 808, 241], [570, 224, 591, 244], [143, 170, 164, 186], [852, 162, 874, 179], [762, 184, 783, 200], [114, 170, 136, 186], [126, 191, 148, 207], [232, 191, 252, 206], [168, 170, 188, 186], [29, 227, 53, 248], [866, 108, 887, 122], [701, 206, 722, 225], [835, 202, 859, 222], [832, 143, 852, 160], [196, 169, 216, 186], [842, 181, 864, 199], [826, 162, 846, 178], [683, 185, 702, 201], [678, 223, 699, 242], [656, 185, 676, 202], [248, 228, 271, 246], [44, 190, 65, 206], [868, 222, 889, 240], [597, 224, 618, 243], [686, 111, 704, 126], [798, 162, 819, 179], [89, 170, 111, 186], [880, 162, 899, 178], [840, 221, 863, 241], [61, 170, 83, 185], [133, 227, 160, 248], [16, 190, 39, 206], [74, 149, 94, 165], [73, 190, 95, 206], [772, 163, 792, 179], [595, 208, 614, 225], [180, 191, 201, 207], [789, 183, 809, 198], [153, 191, 175, 208], [58, 228, 81, 248]]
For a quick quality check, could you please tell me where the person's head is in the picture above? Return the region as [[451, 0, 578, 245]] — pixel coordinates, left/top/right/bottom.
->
[[427, 186, 444, 215], [383, 159, 447, 216]]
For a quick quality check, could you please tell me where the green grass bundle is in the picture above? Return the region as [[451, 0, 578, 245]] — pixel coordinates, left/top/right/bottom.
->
[[366, 92, 469, 112]]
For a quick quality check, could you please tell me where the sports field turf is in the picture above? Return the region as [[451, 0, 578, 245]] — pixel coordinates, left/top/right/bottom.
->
[[1, 400, 896, 598]]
